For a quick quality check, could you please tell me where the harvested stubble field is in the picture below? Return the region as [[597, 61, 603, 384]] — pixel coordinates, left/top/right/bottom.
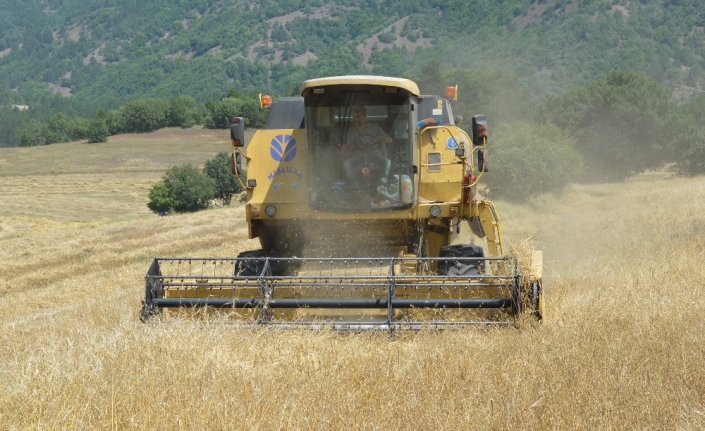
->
[[1, 128, 704, 430]]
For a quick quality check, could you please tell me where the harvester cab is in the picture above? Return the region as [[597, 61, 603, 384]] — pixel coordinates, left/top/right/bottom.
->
[[142, 76, 544, 328]]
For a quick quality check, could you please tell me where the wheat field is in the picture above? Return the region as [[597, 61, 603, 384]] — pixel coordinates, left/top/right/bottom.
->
[[1, 129, 704, 430]]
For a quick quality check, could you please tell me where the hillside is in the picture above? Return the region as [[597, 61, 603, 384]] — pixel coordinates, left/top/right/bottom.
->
[[1, 128, 704, 428], [0, 0, 704, 114]]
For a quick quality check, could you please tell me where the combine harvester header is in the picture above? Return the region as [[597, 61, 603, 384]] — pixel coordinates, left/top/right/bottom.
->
[[141, 75, 544, 328]]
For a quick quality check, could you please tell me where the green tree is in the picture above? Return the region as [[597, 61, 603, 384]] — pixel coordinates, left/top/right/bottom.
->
[[47, 113, 70, 143], [86, 119, 109, 143], [163, 164, 215, 212], [19, 121, 46, 147], [377, 31, 396, 43], [105, 110, 126, 135], [485, 123, 583, 202], [147, 182, 174, 213], [167, 95, 197, 128], [371, 48, 408, 77], [121, 98, 169, 133], [442, 68, 534, 126], [672, 93, 705, 176], [675, 133, 705, 176], [417, 61, 444, 98], [237, 96, 269, 128], [203, 151, 242, 205], [68, 118, 91, 140], [270, 23, 291, 42], [538, 71, 673, 182], [205, 95, 267, 129], [205, 97, 242, 129]]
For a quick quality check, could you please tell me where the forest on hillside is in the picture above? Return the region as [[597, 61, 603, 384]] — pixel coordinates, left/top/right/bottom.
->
[[1, 0, 704, 108], [1, 0, 705, 192]]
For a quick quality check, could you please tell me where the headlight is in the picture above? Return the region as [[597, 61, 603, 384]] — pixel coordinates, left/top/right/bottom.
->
[[264, 205, 276, 217], [430, 205, 442, 218]]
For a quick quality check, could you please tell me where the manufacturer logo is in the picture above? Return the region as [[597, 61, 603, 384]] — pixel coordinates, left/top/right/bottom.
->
[[270, 135, 297, 162], [446, 136, 460, 150]]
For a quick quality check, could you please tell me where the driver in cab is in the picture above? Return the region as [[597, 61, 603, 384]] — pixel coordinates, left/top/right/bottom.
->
[[341, 105, 392, 190]]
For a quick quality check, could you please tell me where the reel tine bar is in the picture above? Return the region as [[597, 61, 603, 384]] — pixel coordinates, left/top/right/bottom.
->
[[143, 256, 520, 325]]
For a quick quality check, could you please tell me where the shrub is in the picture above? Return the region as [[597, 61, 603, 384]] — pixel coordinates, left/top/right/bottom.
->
[[676, 136, 705, 176], [206, 97, 242, 129], [47, 113, 70, 143], [206, 95, 268, 129], [203, 152, 242, 205], [147, 182, 174, 213], [19, 121, 46, 147], [68, 117, 91, 140], [167, 95, 197, 128], [105, 109, 126, 135], [673, 94, 705, 176], [121, 98, 169, 133], [484, 123, 583, 202], [238, 97, 268, 128], [86, 119, 109, 143], [162, 164, 215, 212], [378, 31, 396, 43]]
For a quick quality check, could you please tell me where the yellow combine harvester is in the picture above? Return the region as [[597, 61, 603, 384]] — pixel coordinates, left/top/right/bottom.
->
[[141, 76, 544, 328]]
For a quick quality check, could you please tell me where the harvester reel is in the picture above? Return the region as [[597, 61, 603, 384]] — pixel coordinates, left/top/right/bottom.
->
[[141, 255, 525, 328]]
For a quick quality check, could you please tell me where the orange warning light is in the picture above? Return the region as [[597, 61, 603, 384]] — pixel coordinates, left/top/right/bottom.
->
[[259, 94, 273, 109], [445, 85, 458, 101]]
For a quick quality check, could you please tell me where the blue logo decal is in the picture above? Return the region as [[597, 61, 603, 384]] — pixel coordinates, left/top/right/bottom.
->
[[270, 135, 297, 162], [446, 136, 460, 150]]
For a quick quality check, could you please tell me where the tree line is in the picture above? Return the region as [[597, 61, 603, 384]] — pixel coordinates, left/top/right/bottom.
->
[[136, 64, 705, 213], [2, 0, 704, 133], [14, 63, 705, 202], [415, 64, 705, 202], [16, 89, 268, 147]]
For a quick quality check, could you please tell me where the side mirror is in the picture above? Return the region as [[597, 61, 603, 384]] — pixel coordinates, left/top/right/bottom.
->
[[477, 149, 489, 173], [235, 152, 242, 175], [472, 115, 487, 146], [230, 117, 245, 147]]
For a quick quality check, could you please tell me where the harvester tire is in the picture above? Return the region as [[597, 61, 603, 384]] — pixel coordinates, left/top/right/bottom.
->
[[524, 279, 544, 321], [534, 280, 545, 321], [437, 244, 484, 276], [235, 250, 283, 277], [235, 250, 270, 277], [139, 305, 150, 322], [139, 302, 160, 322]]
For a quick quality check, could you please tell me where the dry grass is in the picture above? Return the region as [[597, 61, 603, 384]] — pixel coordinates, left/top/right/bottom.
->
[[0, 127, 251, 222], [1, 130, 705, 429]]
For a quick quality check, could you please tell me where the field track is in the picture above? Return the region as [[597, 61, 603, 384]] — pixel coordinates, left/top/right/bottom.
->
[[1, 128, 704, 429]]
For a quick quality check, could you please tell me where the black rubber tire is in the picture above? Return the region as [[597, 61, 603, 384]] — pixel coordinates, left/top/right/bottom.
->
[[139, 305, 151, 322], [235, 250, 270, 276], [437, 243, 485, 276]]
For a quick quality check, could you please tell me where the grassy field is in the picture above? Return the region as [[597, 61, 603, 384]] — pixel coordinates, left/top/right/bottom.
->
[[1, 129, 704, 429]]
